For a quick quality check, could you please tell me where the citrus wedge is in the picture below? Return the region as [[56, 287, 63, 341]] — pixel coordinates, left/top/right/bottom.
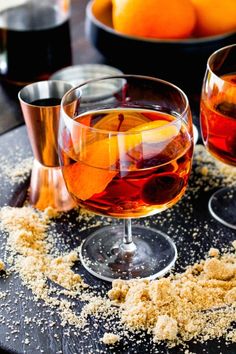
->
[[129, 119, 180, 143], [64, 136, 118, 201]]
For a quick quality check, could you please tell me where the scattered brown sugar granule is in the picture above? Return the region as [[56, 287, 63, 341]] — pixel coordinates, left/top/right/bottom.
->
[[1, 157, 33, 184], [43, 206, 60, 219], [101, 332, 120, 345], [194, 145, 236, 189], [108, 248, 236, 346], [208, 247, 220, 258], [0, 259, 5, 272]]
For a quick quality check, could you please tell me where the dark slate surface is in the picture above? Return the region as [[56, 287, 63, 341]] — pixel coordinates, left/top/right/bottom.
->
[[0, 125, 235, 354]]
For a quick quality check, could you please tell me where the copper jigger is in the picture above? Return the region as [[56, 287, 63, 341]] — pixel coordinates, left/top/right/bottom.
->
[[18, 80, 76, 211]]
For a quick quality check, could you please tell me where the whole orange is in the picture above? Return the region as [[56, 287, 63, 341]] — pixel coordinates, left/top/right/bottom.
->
[[93, 0, 112, 19], [191, 0, 236, 37], [112, 0, 196, 39]]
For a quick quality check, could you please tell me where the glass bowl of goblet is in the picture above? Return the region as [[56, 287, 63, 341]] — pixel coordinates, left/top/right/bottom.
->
[[59, 75, 194, 281], [200, 44, 236, 229]]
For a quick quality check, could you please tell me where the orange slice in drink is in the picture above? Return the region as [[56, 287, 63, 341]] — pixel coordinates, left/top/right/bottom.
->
[[64, 117, 180, 201], [65, 163, 117, 201], [129, 119, 180, 143], [64, 136, 118, 201]]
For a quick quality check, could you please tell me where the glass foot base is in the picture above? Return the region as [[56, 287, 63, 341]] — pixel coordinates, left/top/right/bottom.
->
[[209, 186, 236, 230], [80, 224, 177, 282]]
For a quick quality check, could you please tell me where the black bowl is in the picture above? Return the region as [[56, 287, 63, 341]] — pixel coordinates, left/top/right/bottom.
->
[[85, 0, 236, 95]]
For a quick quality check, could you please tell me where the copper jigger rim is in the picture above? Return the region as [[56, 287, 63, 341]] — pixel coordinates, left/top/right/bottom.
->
[[18, 79, 74, 107]]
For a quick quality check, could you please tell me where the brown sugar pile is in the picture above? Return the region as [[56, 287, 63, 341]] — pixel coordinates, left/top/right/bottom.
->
[[0, 206, 86, 291], [0, 205, 118, 336], [0, 206, 94, 328], [108, 245, 236, 346]]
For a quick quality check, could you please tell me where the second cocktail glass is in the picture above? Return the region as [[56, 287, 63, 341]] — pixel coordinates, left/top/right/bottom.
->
[[200, 44, 236, 229], [59, 75, 194, 281]]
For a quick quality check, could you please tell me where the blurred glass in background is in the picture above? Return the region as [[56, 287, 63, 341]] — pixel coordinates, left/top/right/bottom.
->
[[0, 0, 72, 86]]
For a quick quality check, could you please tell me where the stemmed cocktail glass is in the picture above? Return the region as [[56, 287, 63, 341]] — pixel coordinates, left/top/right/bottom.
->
[[200, 44, 236, 229], [59, 75, 194, 281]]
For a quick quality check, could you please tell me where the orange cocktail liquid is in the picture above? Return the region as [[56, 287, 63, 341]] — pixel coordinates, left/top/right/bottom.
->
[[201, 73, 236, 166], [60, 108, 193, 218]]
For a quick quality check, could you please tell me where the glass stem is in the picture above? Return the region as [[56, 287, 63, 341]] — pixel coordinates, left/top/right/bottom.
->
[[121, 218, 137, 253]]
